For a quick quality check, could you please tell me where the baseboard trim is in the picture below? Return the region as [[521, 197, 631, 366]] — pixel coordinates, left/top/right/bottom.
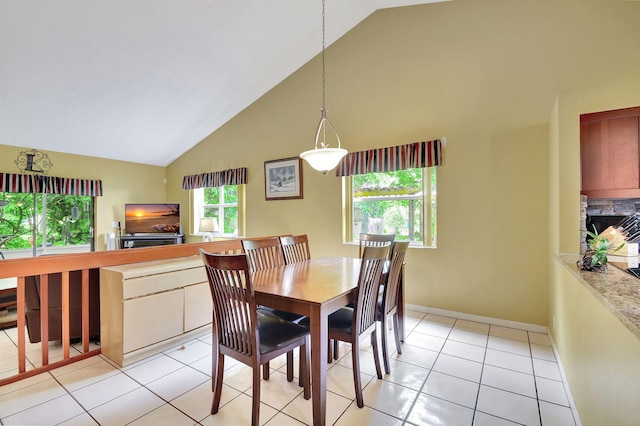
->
[[405, 304, 549, 334]]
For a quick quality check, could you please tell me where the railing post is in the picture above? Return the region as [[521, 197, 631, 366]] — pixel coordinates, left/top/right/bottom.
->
[[61, 271, 70, 359], [17, 276, 26, 373], [0, 239, 244, 386], [40, 274, 49, 365], [82, 268, 90, 353]]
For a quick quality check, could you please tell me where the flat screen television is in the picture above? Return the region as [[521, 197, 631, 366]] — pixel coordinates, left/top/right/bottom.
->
[[124, 203, 180, 234]]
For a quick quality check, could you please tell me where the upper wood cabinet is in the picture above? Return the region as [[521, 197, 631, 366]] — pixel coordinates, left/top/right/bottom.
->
[[580, 106, 640, 199]]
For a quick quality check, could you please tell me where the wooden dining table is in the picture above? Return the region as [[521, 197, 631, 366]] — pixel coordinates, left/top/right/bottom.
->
[[251, 256, 362, 426]]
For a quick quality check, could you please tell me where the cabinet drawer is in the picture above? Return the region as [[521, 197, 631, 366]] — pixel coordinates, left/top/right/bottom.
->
[[123, 289, 184, 353], [184, 282, 213, 331], [123, 267, 207, 299]]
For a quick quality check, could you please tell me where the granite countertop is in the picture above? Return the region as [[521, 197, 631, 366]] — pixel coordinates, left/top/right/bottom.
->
[[557, 253, 640, 340]]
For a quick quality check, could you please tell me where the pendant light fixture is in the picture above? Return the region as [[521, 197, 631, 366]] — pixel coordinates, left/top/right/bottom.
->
[[300, 0, 347, 175]]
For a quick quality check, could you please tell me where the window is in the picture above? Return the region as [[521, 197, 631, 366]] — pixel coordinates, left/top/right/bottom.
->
[[193, 185, 241, 236], [0, 192, 94, 258], [345, 167, 437, 247]]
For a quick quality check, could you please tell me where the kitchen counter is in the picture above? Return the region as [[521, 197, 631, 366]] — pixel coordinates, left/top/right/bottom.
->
[[557, 254, 640, 340]]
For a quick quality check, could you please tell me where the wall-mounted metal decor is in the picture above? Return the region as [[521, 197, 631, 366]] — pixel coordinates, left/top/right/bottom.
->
[[15, 149, 53, 174]]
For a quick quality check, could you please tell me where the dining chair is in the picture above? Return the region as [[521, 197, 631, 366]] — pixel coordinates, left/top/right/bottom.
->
[[241, 237, 305, 381], [326, 245, 389, 408], [279, 234, 312, 385], [339, 232, 396, 319], [280, 234, 311, 264], [358, 233, 396, 259], [376, 241, 409, 374], [200, 249, 310, 426], [334, 233, 395, 359], [241, 237, 287, 272]]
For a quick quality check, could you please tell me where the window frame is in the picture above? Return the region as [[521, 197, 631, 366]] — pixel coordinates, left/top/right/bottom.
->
[[343, 167, 437, 248], [191, 184, 245, 237], [0, 191, 95, 257]]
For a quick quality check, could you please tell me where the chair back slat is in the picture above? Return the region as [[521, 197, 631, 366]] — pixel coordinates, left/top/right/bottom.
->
[[280, 235, 311, 264], [201, 250, 257, 357], [354, 245, 389, 335], [358, 233, 395, 258], [383, 241, 409, 314], [242, 237, 286, 271]]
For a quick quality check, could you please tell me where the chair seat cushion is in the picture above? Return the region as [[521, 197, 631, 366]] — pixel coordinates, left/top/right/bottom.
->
[[258, 315, 309, 355], [327, 307, 354, 334], [258, 306, 306, 324]]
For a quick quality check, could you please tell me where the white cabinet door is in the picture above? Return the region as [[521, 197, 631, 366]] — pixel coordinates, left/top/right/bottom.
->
[[123, 289, 184, 353], [184, 282, 213, 331]]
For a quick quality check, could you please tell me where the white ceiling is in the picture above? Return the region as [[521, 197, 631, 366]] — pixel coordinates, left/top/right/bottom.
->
[[0, 0, 444, 167]]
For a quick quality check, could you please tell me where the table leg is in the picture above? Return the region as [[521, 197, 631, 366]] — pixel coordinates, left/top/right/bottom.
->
[[309, 305, 327, 426]]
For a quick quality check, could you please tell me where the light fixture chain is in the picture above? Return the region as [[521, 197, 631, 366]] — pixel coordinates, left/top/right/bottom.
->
[[299, 0, 347, 174], [321, 0, 326, 110]]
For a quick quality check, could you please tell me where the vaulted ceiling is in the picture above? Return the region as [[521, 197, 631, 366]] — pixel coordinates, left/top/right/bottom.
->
[[0, 1, 444, 166]]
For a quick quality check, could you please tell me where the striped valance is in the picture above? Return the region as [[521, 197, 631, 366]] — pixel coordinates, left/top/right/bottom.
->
[[335, 139, 444, 177], [0, 173, 103, 196], [182, 167, 248, 190]]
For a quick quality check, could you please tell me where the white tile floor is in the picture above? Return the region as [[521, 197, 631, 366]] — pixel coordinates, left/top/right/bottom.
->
[[0, 309, 579, 425]]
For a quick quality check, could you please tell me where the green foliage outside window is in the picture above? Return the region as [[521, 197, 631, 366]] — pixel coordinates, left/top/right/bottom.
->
[[0, 193, 92, 250], [204, 187, 220, 205], [352, 168, 436, 245], [353, 168, 422, 192], [223, 186, 238, 204], [203, 186, 238, 235]]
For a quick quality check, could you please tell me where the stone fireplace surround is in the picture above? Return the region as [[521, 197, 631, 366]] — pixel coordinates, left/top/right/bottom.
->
[[580, 196, 640, 253]]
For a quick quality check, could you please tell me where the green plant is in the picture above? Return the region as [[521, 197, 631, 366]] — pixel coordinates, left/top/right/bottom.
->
[[580, 225, 625, 271]]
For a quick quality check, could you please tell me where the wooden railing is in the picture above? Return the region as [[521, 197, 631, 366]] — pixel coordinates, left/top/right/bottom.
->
[[0, 239, 243, 386]]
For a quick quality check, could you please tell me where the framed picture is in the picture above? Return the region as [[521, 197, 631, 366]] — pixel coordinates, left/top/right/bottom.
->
[[264, 157, 303, 200]]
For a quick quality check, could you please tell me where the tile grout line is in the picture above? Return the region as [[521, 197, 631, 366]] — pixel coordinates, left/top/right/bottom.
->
[[470, 319, 489, 426], [528, 330, 545, 426], [400, 314, 453, 424], [1, 312, 578, 426], [123, 362, 207, 425]]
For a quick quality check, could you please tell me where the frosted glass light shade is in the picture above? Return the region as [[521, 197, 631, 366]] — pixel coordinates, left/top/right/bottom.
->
[[300, 147, 347, 175]]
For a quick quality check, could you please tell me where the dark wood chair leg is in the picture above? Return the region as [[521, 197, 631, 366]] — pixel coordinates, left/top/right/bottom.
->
[[302, 338, 311, 399], [333, 339, 339, 360], [298, 356, 303, 387], [393, 313, 402, 355], [380, 314, 391, 374], [211, 353, 225, 414], [298, 346, 306, 387], [286, 351, 294, 382], [263, 362, 270, 380], [370, 329, 383, 379], [252, 363, 261, 426], [351, 339, 364, 408]]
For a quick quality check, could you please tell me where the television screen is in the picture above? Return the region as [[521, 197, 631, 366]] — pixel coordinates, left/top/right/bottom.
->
[[125, 203, 180, 234]]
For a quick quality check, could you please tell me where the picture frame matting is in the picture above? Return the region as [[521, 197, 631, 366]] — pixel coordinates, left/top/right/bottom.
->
[[264, 157, 303, 200]]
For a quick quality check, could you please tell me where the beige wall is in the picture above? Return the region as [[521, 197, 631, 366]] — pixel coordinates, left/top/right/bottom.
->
[[0, 144, 167, 250], [546, 3, 640, 421], [169, 0, 639, 326], [3, 0, 640, 330], [548, 76, 640, 426], [168, 0, 580, 326], [550, 262, 640, 426], [2, 0, 640, 421]]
